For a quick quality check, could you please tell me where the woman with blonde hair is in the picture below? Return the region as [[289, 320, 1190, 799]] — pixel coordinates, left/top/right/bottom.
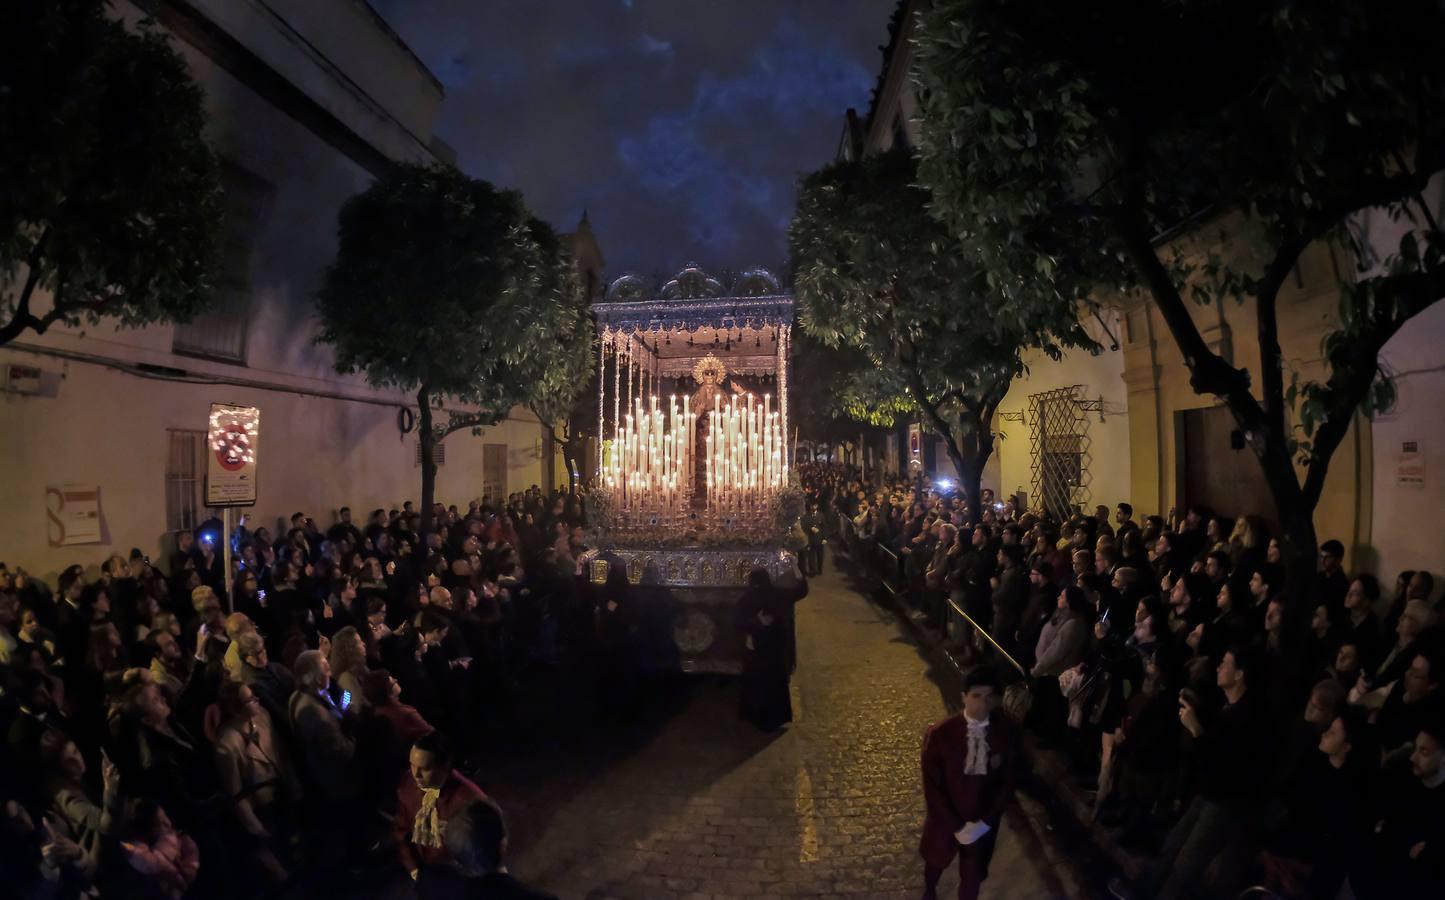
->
[[1227, 515, 1267, 575], [328, 625, 370, 711]]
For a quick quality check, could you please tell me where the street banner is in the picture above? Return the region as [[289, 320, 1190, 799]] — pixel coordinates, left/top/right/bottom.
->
[[205, 403, 260, 506]]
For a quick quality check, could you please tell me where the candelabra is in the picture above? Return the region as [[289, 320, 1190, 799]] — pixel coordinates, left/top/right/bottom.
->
[[705, 392, 786, 528], [601, 394, 695, 530]]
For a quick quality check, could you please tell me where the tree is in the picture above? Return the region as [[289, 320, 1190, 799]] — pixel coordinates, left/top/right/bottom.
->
[[527, 279, 596, 493], [1, 0, 222, 347], [914, 0, 1445, 605], [316, 163, 575, 535], [790, 148, 1089, 515], [789, 329, 896, 471]]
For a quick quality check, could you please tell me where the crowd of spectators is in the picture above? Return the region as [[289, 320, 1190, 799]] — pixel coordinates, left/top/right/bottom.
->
[[0, 487, 597, 899], [798, 461, 1443, 900]]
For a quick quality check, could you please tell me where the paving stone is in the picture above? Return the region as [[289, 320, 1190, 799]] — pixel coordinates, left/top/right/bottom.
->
[[485, 550, 1084, 898]]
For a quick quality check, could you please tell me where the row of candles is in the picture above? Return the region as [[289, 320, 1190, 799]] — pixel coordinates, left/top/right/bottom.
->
[[706, 392, 786, 519], [602, 395, 695, 522], [600, 392, 787, 526]]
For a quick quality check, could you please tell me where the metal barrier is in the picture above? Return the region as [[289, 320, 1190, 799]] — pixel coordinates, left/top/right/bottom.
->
[[875, 544, 903, 597], [834, 512, 1027, 679], [944, 596, 1028, 678]]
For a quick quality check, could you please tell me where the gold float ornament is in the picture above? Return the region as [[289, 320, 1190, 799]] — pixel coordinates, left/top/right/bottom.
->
[[693, 353, 727, 386], [589, 559, 611, 585], [673, 610, 718, 654]]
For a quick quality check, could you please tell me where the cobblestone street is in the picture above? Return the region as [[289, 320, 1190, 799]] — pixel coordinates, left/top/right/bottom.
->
[[483, 552, 1086, 899]]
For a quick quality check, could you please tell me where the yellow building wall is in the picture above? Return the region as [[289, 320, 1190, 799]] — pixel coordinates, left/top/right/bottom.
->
[[986, 309, 1131, 513], [1118, 236, 1372, 569]]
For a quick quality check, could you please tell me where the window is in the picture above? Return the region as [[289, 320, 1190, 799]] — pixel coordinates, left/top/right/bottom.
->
[[483, 443, 507, 504], [415, 439, 446, 467], [172, 162, 273, 363], [165, 429, 207, 532], [1028, 386, 1093, 522]]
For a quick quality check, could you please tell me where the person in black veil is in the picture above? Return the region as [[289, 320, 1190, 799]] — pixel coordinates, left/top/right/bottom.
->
[[735, 563, 809, 732], [595, 563, 639, 727]]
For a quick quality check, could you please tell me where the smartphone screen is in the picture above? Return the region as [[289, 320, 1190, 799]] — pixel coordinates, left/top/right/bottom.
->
[[340, 690, 352, 711]]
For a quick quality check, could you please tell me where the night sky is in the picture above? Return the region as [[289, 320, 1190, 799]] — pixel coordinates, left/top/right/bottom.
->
[[373, 0, 889, 281]]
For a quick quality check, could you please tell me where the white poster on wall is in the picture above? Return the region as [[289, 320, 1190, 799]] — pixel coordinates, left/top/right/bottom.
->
[[205, 403, 260, 506], [45, 485, 102, 546], [1396, 440, 1425, 489]]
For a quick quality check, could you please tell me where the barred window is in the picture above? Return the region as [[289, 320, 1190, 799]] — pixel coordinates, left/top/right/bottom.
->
[[483, 443, 507, 504], [165, 429, 207, 532], [1029, 386, 1093, 522], [415, 439, 446, 467]]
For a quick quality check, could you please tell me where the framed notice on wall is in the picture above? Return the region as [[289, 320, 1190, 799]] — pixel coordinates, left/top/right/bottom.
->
[[46, 485, 102, 546], [205, 403, 260, 507], [1396, 440, 1425, 489]]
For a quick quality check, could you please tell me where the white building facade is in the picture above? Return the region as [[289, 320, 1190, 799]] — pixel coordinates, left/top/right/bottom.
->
[[1, 0, 564, 579]]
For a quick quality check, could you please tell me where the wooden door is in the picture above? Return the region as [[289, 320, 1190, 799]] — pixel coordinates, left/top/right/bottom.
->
[[1179, 407, 1276, 524]]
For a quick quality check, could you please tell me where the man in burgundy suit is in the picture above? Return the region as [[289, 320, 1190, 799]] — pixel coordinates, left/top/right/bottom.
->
[[920, 666, 1020, 900], [395, 731, 488, 881]]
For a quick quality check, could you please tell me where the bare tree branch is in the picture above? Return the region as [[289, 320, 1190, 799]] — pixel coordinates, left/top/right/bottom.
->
[[1115, 197, 1260, 420], [1302, 264, 1445, 507], [0, 230, 50, 346]]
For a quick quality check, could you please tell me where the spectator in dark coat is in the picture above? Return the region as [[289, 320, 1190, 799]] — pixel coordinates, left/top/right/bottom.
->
[[990, 544, 1029, 660], [1116, 645, 1271, 900]]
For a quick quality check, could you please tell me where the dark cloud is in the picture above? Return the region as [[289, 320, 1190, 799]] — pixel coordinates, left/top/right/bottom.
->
[[372, 0, 888, 278]]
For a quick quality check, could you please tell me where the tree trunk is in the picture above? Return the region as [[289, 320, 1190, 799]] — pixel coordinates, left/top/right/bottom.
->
[[417, 384, 437, 537], [954, 452, 984, 526], [1244, 418, 1321, 638], [1279, 509, 1320, 632], [542, 423, 557, 494], [938, 413, 994, 527]]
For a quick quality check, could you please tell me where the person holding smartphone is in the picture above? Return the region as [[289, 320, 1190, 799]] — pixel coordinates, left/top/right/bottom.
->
[[1111, 644, 1270, 900]]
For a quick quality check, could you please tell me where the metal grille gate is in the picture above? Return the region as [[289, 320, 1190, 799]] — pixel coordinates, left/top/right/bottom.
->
[[1028, 385, 1093, 522]]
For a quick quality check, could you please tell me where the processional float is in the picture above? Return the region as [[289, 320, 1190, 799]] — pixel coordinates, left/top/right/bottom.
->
[[580, 264, 801, 674]]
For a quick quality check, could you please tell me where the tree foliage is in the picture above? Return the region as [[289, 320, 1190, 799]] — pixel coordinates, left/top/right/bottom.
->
[[788, 329, 890, 458], [316, 163, 576, 532], [790, 147, 1089, 513], [527, 275, 597, 490], [914, 0, 1445, 591], [1, 0, 222, 346]]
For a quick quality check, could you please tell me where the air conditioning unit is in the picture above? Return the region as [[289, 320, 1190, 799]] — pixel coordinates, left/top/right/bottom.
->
[[4, 364, 43, 394]]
